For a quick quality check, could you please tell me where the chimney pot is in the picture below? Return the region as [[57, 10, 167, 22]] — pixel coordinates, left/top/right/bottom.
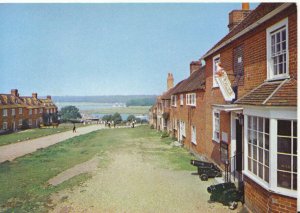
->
[[47, 95, 51, 100], [11, 89, 19, 97], [228, 3, 251, 31], [242, 3, 250, 10], [167, 73, 174, 90], [190, 61, 201, 75]]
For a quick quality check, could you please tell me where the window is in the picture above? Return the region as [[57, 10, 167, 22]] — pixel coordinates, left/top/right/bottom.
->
[[180, 94, 184, 106], [29, 119, 32, 126], [19, 119, 22, 126], [191, 125, 196, 145], [277, 120, 297, 190], [12, 109, 15, 116], [34, 109, 37, 114], [19, 108, 22, 115], [213, 111, 220, 142], [3, 109, 7, 117], [247, 116, 270, 183], [40, 108, 43, 113], [171, 95, 177, 107], [186, 93, 196, 106], [29, 109, 32, 115], [267, 18, 289, 80], [213, 54, 220, 87], [3, 122, 8, 130]]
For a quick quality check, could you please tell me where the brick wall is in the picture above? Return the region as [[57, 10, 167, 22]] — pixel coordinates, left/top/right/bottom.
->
[[244, 175, 297, 213]]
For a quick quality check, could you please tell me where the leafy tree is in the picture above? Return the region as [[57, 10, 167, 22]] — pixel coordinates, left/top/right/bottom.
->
[[127, 114, 136, 122], [59, 106, 81, 122], [102, 114, 112, 122], [112, 112, 122, 124]]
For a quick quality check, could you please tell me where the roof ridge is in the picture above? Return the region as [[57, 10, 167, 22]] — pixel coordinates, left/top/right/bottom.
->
[[262, 79, 289, 105]]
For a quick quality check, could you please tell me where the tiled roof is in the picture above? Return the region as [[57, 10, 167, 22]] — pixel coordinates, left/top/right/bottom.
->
[[40, 98, 57, 109], [0, 94, 25, 109], [235, 78, 297, 106], [161, 80, 185, 100], [203, 3, 284, 58], [20, 97, 42, 108], [172, 66, 206, 95]]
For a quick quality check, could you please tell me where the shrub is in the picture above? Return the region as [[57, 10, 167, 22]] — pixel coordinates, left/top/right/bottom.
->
[[161, 131, 169, 138], [150, 124, 154, 129]]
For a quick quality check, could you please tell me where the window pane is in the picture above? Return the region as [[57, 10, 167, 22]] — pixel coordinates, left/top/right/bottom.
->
[[258, 118, 263, 132], [278, 120, 291, 136], [253, 131, 257, 145], [253, 117, 257, 130], [282, 29, 286, 41], [293, 121, 297, 137], [265, 134, 269, 150], [253, 161, 257, 175], [293, 156, 297, 173], [248, 144, 252, 157], [276, 32, 280, 43], [248, 157, 252, 172], [278, 154, 291, 171], [253, 146, 257, 160], [248, 116, 252, 129], [277, 171, 291, 189], [265, 150, 269, 166], [248, 130, 252, 144], [279, 63, 283, 74], [271, 35, 275, 46], [259, 148, 263, 163], [293, 138, 297, 155], [293, 174, 297, 190], [282, 41, 286, 51], [265, 166, 269, 182], [259, 133, 263, 148], [278, 137, 291, 153], [265, 119, 269, 133], [259, 163, 263, 179]]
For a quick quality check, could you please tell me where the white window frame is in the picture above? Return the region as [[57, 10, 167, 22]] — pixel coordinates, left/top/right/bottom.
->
[[243, 107, 297, 198], [191, 125, 197, 145], [3, 109, 8, 117], [40, 108, 43, 113], [12, 108, 15, 116], [213, 54, 220, 88], [19, 108, 22, 115], [212, 110, 220, 142], [186, 93, 196, 106], [29, 119, 32, 126], [180, 94, 184, 106], [29, 109, 32, 115], [34, 109, 37, 114], [171, 95, 177, 107], [19, 119, 22, 126], [3, 122, 8, 130], [266, 18, 289, 80]]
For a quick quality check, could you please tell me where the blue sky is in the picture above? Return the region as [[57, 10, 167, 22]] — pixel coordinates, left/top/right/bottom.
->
[[0, 3, 258, 96]]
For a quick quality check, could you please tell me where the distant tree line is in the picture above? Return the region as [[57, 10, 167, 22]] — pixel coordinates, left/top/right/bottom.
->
[[59, 106, 82, 122], [126, 97, 156, 106]]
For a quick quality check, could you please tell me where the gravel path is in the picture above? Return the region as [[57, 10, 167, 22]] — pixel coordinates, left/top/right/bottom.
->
[[51, 138, 242, 213], [0, 124, 104, 163]]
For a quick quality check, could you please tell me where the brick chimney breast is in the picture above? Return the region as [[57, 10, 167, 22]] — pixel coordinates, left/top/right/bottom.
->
[[11, 89, 19, 97], [228, 3, 251, 31], [167, 73, 174, 90], [47, 95, 51, 100], [190, 61, 201, 75], [32, 93, 38, 99]]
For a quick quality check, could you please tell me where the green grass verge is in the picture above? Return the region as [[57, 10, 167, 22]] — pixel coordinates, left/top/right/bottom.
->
[[0, 123, 89, 146], [0, 126, 194, 212]]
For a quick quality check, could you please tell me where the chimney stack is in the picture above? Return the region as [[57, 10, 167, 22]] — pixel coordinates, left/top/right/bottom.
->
[[32, 93, 38, 99], [228, 3, 251, 31], [11, 89, 19, 97], [167, 73, 174, 90], [47, 95, 51, 100], [190, 61, 201, 75]]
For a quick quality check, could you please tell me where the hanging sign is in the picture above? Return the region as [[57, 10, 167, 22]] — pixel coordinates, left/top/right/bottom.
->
[[214, 63, 235, 102]]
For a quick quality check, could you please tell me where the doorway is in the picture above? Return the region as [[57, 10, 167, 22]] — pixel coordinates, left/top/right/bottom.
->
[[235, 120, 243, 172]]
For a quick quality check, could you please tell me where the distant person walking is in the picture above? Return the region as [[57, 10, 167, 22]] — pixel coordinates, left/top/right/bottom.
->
[[108, 122, 111, 128], [73, 124, 76, 133]]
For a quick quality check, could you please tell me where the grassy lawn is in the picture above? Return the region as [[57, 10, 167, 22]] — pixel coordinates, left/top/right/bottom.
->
[[0, 126, 194, 212], [0, 123, 89, 146], [81, 106, 151, 115]]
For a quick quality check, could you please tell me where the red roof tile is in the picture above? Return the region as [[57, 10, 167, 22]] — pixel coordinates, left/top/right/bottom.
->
[[235, 78, 297, 106]]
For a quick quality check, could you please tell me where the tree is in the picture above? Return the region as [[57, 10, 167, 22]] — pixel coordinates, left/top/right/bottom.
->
[[102, 114, 112, 122], [127, 115, 136, 122], [59, 106, 81, 122], [112, 112, 122, 124]]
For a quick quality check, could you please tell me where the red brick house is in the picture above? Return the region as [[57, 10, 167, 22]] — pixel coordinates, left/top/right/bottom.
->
[[0, 89, 58, 132], [201, 3, 297, 212]]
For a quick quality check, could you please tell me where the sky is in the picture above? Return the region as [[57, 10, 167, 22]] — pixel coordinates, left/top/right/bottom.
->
[[0, 3, 259, 96]]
